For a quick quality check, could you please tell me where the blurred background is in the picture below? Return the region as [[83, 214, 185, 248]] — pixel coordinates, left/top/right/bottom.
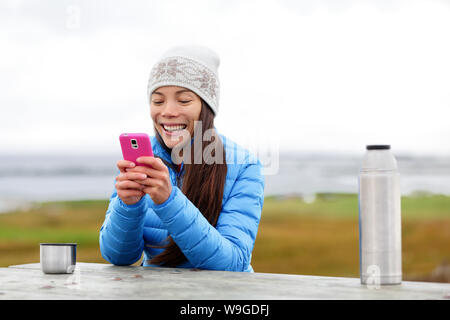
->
[[0, 0, 449, 282]]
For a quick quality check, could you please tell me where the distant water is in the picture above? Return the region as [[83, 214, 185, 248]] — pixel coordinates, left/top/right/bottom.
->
[[263, 152, 450, 198], [0, 152, 449, 212]]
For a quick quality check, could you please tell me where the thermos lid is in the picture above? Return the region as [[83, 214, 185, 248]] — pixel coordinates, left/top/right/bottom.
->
[[366, 145, 390, 150], [361, 144, 397, 171]]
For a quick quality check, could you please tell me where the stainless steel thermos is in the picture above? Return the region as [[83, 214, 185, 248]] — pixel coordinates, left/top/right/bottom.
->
[[358, 145, 402, 285]]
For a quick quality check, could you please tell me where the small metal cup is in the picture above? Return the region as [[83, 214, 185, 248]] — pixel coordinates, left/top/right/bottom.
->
[[40, 243, 77, 274]]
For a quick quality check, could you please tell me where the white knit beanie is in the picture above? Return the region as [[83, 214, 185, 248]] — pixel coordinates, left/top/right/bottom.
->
[[147, 45, 220, 116]]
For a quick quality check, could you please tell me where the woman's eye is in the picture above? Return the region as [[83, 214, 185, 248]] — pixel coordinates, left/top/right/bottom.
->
[[179, 100, 192, 104], [152, 101, 163, 105]]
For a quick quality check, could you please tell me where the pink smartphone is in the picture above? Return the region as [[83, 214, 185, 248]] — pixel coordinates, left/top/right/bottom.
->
[[119, 133, 154, 168]]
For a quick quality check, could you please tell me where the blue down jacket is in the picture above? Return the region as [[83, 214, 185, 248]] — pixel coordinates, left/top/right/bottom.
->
[[99, 134, 265, 272]]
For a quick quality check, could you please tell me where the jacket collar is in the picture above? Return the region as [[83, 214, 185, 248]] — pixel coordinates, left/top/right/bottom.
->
[[151, 135, 172, 163]]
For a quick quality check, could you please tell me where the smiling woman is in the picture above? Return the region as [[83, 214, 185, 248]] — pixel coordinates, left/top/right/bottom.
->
[[99, 45, 265, 271]]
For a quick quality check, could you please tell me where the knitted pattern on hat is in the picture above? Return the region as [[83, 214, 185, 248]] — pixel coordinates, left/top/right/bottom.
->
[[147, 45, 220, 115]]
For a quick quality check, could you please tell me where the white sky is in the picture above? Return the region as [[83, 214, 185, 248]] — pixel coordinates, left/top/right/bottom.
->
[[1, 0, 449, 156]]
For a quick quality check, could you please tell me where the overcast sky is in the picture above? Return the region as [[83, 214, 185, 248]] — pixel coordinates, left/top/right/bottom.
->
[[1, 0, 449, 156]]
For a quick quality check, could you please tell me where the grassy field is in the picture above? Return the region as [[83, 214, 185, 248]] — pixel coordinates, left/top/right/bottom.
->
[[0, 193, 449, 282]]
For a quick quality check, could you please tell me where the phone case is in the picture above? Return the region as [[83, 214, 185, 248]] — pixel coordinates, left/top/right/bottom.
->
[[119, 133, 154, 168]]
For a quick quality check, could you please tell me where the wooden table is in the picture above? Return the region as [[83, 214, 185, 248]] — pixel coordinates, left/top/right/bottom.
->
[[0, 262, 449, 300]]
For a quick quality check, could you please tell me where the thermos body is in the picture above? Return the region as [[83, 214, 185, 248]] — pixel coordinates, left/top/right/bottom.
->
[[358, 145, 402, 285]]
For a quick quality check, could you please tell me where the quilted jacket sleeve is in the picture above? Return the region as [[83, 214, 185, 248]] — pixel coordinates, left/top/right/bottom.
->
[[99, 189, 147, 266], [152, 156, 265, 272]]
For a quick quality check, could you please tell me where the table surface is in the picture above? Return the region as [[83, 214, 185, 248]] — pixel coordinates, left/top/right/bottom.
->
[[0, 262, 449, 300]]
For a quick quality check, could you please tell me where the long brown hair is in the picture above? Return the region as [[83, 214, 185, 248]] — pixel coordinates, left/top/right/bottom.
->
[[150, 101, 227, 267]]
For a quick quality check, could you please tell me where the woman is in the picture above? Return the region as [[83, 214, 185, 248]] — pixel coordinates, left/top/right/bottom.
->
[[99, 45, 265, 272]]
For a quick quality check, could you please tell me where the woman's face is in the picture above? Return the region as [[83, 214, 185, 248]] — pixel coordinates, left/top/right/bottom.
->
[[150, 86, 202, 149]]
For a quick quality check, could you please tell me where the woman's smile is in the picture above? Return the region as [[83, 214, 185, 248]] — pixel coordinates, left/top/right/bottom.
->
[[160, 123, 188, 136]]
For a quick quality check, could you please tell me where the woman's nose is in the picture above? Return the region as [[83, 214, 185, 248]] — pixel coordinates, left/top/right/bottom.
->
[[161, 99, 178, 117]]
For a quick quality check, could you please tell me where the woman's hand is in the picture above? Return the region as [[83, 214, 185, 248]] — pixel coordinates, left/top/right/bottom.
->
[[126, 157, 173, 205], [115, 160, 147, 205]]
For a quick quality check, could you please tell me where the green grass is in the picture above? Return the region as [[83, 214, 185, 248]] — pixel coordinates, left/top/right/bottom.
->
[[0, 194, 449, 282], [263, 193, 450, 219], [0, 200, 109, 267], [253, 193, 450, 281]]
